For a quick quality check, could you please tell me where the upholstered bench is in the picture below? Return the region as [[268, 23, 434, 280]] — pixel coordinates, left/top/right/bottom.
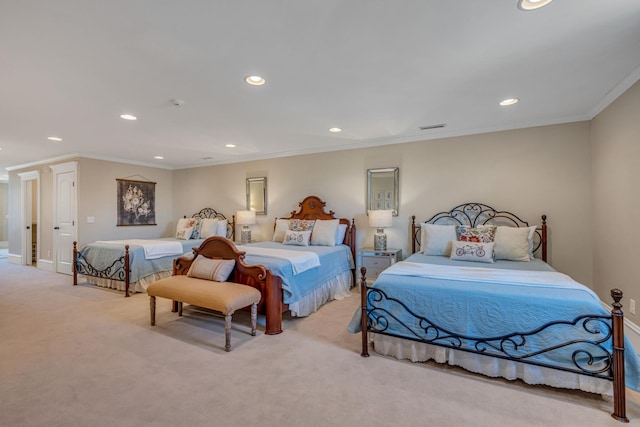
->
[[146, 236, 275, 351]]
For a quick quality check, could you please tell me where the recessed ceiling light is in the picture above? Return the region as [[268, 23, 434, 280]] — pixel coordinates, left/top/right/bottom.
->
[[329, 127, 342, 133], [499, 98, 519, 106], [47, 136, 62, 141], [244, 75, 266, 86], [225, 143, 236, 148], [120, 114, 137, 120], [518, 0, 553, 11], [154, 156, 164, 160]]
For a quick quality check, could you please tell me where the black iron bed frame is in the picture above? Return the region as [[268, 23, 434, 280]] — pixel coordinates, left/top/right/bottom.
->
[[73, 208, 235, 297], [359, 203, 629, 423]]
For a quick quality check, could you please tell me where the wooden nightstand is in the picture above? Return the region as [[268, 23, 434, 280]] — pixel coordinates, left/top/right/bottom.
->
[[359, 248, 402, 282]]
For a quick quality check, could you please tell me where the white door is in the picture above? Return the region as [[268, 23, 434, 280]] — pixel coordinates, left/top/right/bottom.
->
[[52, 162, 77, 275], [18, 170, 40, 266]]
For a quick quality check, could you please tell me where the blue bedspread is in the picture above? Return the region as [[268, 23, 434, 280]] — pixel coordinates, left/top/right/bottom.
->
[[78, 238, 204, 282], [349, 253, 640, 391], [239, 241, 354, 304]]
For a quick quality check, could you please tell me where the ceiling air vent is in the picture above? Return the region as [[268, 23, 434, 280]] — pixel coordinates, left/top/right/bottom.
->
[[419, 123, 447, 130]]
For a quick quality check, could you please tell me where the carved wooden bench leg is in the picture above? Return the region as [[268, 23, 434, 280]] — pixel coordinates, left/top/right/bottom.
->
[[178, 302, 183, 317], [251, 303, 257, 336], [150, 296, 156, 326], [225, 313, 232, 352]]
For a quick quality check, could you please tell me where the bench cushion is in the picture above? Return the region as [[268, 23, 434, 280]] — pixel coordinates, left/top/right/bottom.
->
[[147, 276, 261, 315]]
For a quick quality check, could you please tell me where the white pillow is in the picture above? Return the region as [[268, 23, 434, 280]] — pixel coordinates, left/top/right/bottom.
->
[[199, 218, 219, 239], [335, 223, 348, 245], [450, 241, 495, 263], [421, 224, 457, 256], [187, 255, 235, 281], [216, 219, 228, 237], [283, 230, 311, 246], [494, 226, 537, 261], [176, 227, 193, 240], [311, 219, 340, 246], [272, 219, 290, 242], [175, 217, 191, 238]]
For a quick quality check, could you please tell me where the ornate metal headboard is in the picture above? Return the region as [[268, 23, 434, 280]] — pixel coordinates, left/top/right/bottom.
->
[[189, 207, 235, 240], [411, 202, 547, 261]]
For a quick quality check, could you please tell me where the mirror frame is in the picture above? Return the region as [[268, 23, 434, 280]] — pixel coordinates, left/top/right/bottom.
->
[[246, 177, 267, 215], [367, 167, 399, 216]]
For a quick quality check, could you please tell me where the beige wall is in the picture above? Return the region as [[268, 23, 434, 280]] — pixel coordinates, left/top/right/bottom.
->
[[7, 158, 174, 261], [591, 79, 640, 319], [174, 121, 594, 286], [77, 158, 174, 245]]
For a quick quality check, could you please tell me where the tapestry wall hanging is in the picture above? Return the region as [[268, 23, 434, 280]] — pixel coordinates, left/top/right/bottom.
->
[[116, 178, 156, 226]]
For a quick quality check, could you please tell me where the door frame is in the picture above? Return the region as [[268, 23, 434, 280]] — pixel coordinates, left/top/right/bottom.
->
[[50, 161, 78, 275], [18, 170, 40, 266]]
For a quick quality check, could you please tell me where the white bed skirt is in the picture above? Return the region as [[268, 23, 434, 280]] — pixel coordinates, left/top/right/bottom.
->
[[80, 271, 171, 294], [289, 270, 352, 317], [372, 333, 613, 396]]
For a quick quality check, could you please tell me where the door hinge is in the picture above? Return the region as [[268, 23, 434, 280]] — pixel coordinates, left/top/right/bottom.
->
[[73, 220, 75, 226]]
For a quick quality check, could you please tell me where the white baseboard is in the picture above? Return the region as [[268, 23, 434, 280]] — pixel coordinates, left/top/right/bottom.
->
[[37, 259, 55, 272], [7, 253, 22, 264], [602, 301, 640, 353]]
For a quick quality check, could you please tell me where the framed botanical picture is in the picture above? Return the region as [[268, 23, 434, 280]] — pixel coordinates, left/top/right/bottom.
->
[[116, 179, 156, 226]]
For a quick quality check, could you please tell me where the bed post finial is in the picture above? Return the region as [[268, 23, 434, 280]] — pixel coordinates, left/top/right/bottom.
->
[[411, 215, 417, 254], [360, 267, 370, 358], [610, 288, 629, 423], [541, 214, 548, 263]]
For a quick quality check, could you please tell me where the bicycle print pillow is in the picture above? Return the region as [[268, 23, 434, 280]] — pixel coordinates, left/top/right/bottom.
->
[[283, 230, 312, 246], [449, 240, 495, 263]]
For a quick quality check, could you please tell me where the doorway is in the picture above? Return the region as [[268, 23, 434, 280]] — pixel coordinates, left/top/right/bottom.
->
[[18, 170, 40, 267]]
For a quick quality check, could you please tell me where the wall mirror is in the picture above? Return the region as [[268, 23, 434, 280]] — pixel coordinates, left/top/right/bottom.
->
[[367, 167, 399, 216], [246, 177, 267, 215]]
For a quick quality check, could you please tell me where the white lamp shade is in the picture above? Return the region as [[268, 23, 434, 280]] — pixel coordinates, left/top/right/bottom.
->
[[236, 210, 256, 225], [368, 210, 392, 228]]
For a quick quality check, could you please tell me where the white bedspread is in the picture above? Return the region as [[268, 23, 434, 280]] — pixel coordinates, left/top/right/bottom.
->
[[235, 245, 320, 274], [95, 239, 184, 260]]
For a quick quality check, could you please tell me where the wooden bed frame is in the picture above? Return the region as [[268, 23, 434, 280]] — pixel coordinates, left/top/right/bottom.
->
[[73, 208, 235, 297], [248, 195, 356, 335], [360, 202, 629, 422]]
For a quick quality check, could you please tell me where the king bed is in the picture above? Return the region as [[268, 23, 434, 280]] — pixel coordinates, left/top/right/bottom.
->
[[73, 208, 233, 297], [353, 202, 640, 422]]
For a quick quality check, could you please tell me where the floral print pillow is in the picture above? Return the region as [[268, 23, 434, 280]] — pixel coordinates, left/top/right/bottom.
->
[[455, 225, 496, 243], [289, 219, 315, 232]]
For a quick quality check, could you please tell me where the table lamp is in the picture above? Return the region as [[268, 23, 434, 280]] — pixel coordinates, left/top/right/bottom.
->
[[236, 210, 256, 244], [368, 210, 392, 251]]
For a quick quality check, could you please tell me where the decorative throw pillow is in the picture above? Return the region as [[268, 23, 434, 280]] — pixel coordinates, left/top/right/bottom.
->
[[311, 219, 340, 246], [272, 219, 290, 242], [283, 230, 311, 246], [187, 255, 235, 282], [455, 225, 496, 243], [216, 219, 228, 237], [190, 218, 203, 239], [494, 226, 537, 261], [335, 223, 348, 245], [175, 217, 196, 238], [176, 227, 194, 240], [421, 223, 457, 256], [450, 241, 495, 263], [289, 219, 315, 232], [199, 218, 219, 239]]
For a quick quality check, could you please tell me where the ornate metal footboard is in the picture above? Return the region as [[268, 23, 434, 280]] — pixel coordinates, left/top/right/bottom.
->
[[73, 241, 132, 296], [359, 268, 629, 423]]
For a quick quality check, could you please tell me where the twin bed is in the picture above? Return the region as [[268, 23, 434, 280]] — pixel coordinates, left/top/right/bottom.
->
[[73, 196, 356, 334], [354, 202, 639, 422]]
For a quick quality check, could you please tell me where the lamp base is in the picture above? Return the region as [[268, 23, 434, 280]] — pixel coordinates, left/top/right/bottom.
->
[[374, 229, 387, 251], [241, 226, 251, 244]]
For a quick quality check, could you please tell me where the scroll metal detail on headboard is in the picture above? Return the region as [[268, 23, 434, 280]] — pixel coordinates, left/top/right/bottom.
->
[[413, 203, 547, 259]]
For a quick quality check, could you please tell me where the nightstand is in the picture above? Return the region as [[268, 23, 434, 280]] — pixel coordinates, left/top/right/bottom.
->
[[359, 248, 402, 282]]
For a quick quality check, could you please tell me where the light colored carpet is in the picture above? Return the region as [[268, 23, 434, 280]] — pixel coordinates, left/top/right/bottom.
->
[[1, 260, 639, 427]]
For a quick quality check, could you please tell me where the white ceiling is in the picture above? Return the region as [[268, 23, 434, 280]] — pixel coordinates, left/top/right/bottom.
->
[[2, 1, 640, 176]]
